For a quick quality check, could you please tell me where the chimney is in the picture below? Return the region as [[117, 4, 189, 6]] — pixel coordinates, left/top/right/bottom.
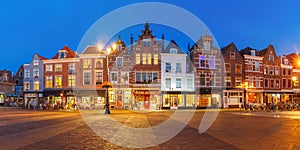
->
[[161, 34, 165, 50], [130, 34, 133, 53]]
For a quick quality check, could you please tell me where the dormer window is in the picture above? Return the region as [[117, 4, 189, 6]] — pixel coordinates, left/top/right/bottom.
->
[[284, 59, 288, 65], [204, 42, 210, 51], [33, 60, 39, 66], [143, 39, 151, 46], [250, 50, 255, 56], [269, 55, 274, 61], [59, 51, 67, 59], [118, 44, 122, 51], [170, 48, 177, 54], [230, 52, 235, 60]]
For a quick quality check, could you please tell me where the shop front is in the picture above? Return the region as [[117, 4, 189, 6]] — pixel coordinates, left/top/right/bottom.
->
[[223, 90, 244, 108], [24, 92, 43, 109], [75, 89, 106, 109], [0, 92, 5, 106], [133, 89, 160, 110], [246, 90, 263, 104]]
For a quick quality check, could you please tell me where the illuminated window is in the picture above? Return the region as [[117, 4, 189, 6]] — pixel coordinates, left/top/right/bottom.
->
[[136, 54, 140, 64], [55, 64, 62, 72], [225, 63, 231, 73], [33, 60, 39, 66], [230, 52, 235, 60], [46, 76, 53, 88], [68, 75, 75, 87], [55, 76, 62, 88], [83, 59, 91, 69], [121, 72, 129, 84], [235, 77, 242, 87], [25, 82, 30, 91], [142, 54, 147, 64], [154, 54, 158, 65], [95, 59, 103, 68], [34, 81, 39, 90], [147, 54, 151, 64], [225, 76, 231, 87], [235, 64, 242, 74]]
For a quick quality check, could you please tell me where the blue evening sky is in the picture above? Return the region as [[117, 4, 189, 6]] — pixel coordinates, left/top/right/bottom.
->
[[1, 0, 300, 73]]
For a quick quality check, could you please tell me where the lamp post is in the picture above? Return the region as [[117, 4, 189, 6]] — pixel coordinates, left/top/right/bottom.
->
[[243, 82, 248, 110]]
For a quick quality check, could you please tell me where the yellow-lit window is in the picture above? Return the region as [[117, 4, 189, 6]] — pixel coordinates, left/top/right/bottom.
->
[[34, 81, 39, 90], [147, 54, 151, 64], [136, 54, 140, 64], [46, 76, 53, 88], [68, 75, 75, 87], [55, 76, 62, 88], [55, 64, 62, 72], [83, 59, 91, 69], [154, 54, 158, 65], [143, 54, 147, 64]]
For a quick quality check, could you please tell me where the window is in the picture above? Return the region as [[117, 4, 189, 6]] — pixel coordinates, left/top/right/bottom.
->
[[209, 56, 215, 69], [270, 80, 274, 88], [230, 52, 235, 60], [154, 54, 158, 65], [68, 63, 75, 74], [34, 81, 39, 90], [254, 77, 260, 88], [187, 78, 193, 89], [235, 77, 242, 87], [136, 72, 141, 83], [288, 79, 292, 88], [136, 54, 140, 65], [200, 74, 205, 86], [264, 79, 269, 88], [143, 38, 150, 46], [95, 72, 103, 85], [176, 63, 182, 73], [250, 50, 255, 56], [248, 61, 253, 71], [95, 59, 103, 68], [166, 62, 171, 72], [294, 78, 299, 87], [166, 78, 171, 88], [83, 59, 91, 69], [270, 66, 274, 75], [255, 62, 260, 71], [25, 82, 30, 91], [204, 42, 210, 51], [142, 54, 147, 64], [170, 48, 177, 54], [147, 54, 152, 64], [55, 64, 62, 72], [33, 68, 39, 77], [176, 78, 181, 88], [33, 60, 39, 66], [55, 76, 62, 88], [283, 69, 286, 75], [25, 69, 30, 78], [68, 75, 75, 87], [225, 63, 231, 73], [111, 72, 118, 83], [288, 69, 291, 76], [46, 76, 53, 88], [121, 72, 129, 84], [264, 65, 268, 74], [276, 80, 280, 88], [209, 74, 215, 86], [275, 67, 279, 75], [142, 73, 146, 83], [59, 51, 66, 58], [284, 59, 289, 65], [225, 76, 231, 87], [269, 55, 274, 61], [116, 57, 123, 67], [153, 72, 158, 83], [147, 73, 152, 83], [46, 64, 53, 72], [118, 44, 122, 51], [83, 72, 91, 85], [200, 55, 205, 68], [235, 64, 242, 74]]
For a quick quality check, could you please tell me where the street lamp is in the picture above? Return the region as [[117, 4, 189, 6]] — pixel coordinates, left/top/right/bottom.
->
[[243, 82, 248, 110], [101, 44, 116, 114]]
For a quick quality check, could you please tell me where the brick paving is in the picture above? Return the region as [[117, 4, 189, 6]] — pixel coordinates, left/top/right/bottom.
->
[[0, 107, 300, 149]]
